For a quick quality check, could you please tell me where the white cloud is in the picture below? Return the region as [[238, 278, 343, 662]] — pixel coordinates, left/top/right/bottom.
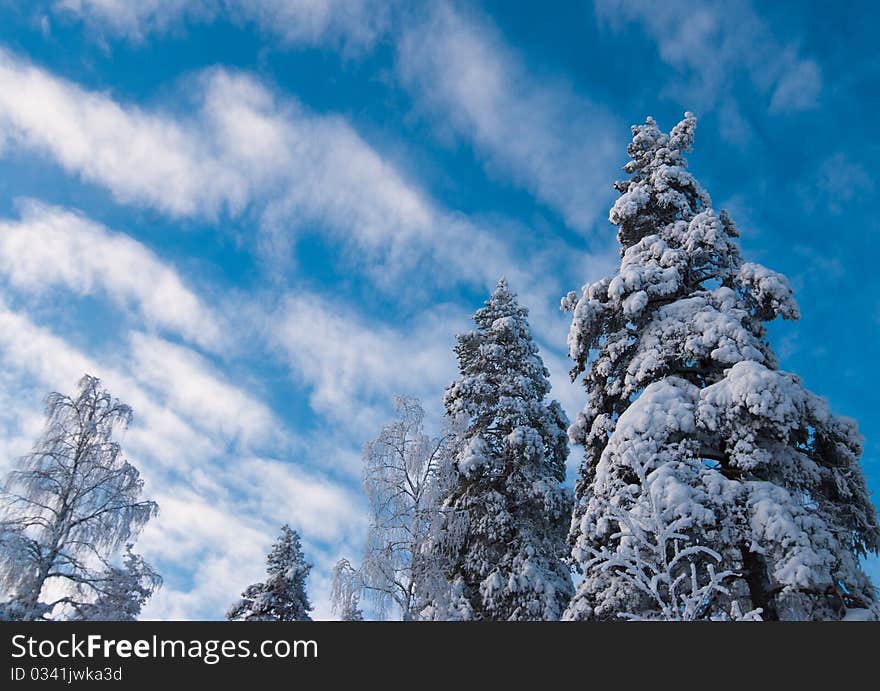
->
[[0, 200, 223, 351], [200, 68, 436, 249], [197, 72, 549, 298], [796, 152, 874, 215], [272, 293, 463, 435], [396, 5, 621, 232], [0, 51, 244, 217], [54, 0, 388, 50], [236, 457, 365, 543], [0, 299, 97, 389], [595, 0, 822, 114], [127, 332, 282, 449], [769, 57, 822, 113]]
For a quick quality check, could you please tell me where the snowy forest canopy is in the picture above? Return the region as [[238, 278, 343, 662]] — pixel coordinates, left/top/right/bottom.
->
[[1, 114, 877, 622]]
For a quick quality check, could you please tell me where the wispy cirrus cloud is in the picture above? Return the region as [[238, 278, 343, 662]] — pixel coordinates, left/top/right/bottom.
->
[[126, 332, 283, 451], [0, 200, 224, 351], [796, 152, 874, 216], [271, 293, 463, 436], [0, 51, 243, 217], [53, 0, 389, 50], [0, 51, 427, 238], [395, 4, 621, 233], [595, 0, 822, 115]]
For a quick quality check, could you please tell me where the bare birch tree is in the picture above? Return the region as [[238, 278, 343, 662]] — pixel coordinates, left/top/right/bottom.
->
[[359, 396, 455, 620], [330, 558, 364, 621], [0, 375, 159, 620]]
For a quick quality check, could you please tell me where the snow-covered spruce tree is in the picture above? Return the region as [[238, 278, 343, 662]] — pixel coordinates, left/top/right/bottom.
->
[[227, 525, 313, 621], [359, 396, 455, 620], [424, 280, 573, 620], [330, 558, 364, 621], [0, 375, 159, 621], [563, 113, 880, 621]]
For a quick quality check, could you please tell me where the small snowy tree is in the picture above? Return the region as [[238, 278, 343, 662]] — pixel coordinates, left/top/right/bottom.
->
[[330, 558, 364, 621], [360, 397, 454, 620], [227, 525, 313, 621], [424, 280, 573, 621], [0, 375, 158, 621], [564, 114, 880, 621], [70, 546, 161, 621]]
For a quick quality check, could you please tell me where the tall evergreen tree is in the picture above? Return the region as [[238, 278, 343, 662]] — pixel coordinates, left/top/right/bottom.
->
[[563, 113, 880, 620], [227, 525, 313, 621], [0, 375, 158, 621], [425, 280, 573, 620]]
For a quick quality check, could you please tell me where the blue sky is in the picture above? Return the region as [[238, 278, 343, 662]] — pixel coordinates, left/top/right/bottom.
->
[[0, 0, 876, 619]]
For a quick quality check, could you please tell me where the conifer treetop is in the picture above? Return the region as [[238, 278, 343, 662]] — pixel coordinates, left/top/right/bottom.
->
[[227, 524, 313, 622]]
